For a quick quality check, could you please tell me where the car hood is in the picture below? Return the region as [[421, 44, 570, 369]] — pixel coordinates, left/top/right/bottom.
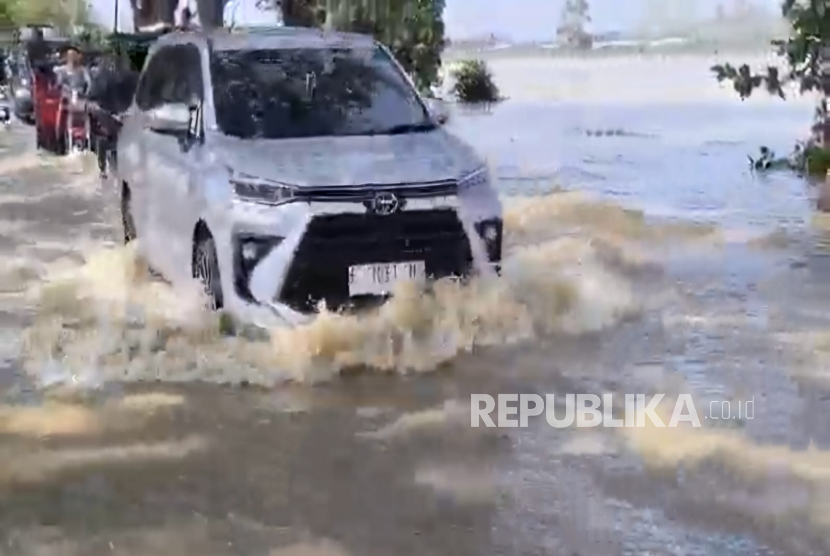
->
[[212, 130, 483, 187]]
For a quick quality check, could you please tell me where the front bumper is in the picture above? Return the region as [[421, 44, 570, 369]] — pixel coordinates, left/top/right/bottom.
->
[[278, 209, 478, 313], [222, 199, 502, 319]]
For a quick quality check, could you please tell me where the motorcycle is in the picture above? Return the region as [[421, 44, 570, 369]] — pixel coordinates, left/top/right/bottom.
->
[[0, 85, 11, 125], [61, 88, 89, 154]]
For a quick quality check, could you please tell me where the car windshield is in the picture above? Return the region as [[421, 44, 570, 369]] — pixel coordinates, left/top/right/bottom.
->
[[210, 46, 434, 139]]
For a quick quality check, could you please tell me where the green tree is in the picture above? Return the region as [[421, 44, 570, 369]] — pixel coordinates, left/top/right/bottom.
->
[[334, 0, 445, 92], [710, 0, 830, 175], [557, 0, 592, 50], [12, 0, 90, 30], [288, 0, 448, 92], [711, 0, 825, 100], [0, 0, 15, 28]]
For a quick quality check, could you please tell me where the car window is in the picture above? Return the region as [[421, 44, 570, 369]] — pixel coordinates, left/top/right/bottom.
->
[[210, 45, 432, 139], [136, 44, 203, 111], [135, 46, 171, 111], [177, 45, 204, 104]]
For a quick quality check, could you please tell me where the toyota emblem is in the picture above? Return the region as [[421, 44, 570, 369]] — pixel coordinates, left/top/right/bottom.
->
[[370, 192, 400, 216]]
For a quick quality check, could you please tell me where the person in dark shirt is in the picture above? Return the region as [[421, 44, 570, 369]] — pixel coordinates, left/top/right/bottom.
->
[[26, 28, 50, 71], [178, 7, 194, 31]]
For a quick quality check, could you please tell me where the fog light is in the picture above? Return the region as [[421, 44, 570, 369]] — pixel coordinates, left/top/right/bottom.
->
[[482, 223, 498, 243], [241, 241, 259, 261], [474, 219, 503, 264], [233, 234, 283, 302]]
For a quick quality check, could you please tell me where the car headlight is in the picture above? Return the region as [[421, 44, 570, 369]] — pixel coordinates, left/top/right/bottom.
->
[[230, 170, 297, 205], [458, 166, 490, 190], [233, 233, 284, 301]]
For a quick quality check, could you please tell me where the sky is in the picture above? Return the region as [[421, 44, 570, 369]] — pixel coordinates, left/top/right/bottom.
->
[[89, 0, 784, 40]]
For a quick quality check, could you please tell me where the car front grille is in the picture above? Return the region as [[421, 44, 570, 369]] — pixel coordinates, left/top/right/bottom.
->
[[292, 179, 458, 203], [278, 209, 473, 313]]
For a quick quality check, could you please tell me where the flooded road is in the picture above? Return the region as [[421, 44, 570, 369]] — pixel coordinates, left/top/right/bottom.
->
[[3, 52, 830, 555]]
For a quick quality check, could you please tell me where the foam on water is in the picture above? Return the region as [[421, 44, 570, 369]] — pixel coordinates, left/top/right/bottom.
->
[[617, 397, 830, 530], [0, 435, 208, 484], [0, 152, 48, 175]]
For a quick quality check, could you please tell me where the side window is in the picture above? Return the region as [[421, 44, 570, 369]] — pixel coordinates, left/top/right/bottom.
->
[[179, 45, 204, 105], [136, 44, 204, 111], [136, 47, 172, 111]]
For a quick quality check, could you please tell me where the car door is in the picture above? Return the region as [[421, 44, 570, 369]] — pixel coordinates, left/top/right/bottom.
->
[[121, 47, 169, 267], [145, 44, 206, 284]]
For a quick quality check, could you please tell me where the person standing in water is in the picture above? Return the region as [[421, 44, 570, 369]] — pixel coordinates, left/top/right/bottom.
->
[[55, 45, 91, 102], [178, 7, 195, 31]]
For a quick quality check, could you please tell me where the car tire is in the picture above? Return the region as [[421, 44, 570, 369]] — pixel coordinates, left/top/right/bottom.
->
[[121, 185, 137, 244], [193, 232, 224, 310]]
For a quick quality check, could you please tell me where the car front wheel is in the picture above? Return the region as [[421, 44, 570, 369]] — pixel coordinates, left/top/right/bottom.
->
[[193, 233, 224, 310]]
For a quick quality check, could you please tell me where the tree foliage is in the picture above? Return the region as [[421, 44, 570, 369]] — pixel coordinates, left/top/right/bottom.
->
[[286, 0, 448, 92], [451, 59, 499, 103], [557, 0, 592, 50], [0, 0, 90, 30], [328, 0, 446, 92], [711, 0, 828, 100]]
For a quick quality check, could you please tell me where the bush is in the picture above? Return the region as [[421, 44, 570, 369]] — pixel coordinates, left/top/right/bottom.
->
[[451, 60, 499, 104], [805, 146, 830, 177]]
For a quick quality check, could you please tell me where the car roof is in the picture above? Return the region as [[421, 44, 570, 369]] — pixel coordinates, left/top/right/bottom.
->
[[153, 26, 376, 52]]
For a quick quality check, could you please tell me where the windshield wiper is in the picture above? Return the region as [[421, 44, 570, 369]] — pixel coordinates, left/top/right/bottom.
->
[[376, 122, 437, 135]]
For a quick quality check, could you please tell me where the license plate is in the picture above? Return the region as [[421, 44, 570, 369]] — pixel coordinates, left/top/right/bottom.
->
[[348, 261, 426, 296]]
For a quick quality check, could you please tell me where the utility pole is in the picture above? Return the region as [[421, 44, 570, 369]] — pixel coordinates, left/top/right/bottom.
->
[[114, 0, 119, 32]]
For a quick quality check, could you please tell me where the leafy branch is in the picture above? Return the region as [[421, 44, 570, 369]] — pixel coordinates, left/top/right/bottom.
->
[[711, 63, 786, 99], [711, 0, 830, 100]]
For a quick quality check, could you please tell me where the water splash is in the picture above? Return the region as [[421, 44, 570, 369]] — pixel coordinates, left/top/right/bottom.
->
[[12, 190, 728, 388]]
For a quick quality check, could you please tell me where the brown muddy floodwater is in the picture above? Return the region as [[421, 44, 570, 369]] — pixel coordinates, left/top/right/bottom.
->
[[1, 53, 830, 555]]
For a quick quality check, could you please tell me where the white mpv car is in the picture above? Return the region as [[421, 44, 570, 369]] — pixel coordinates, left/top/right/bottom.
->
[[115, 27, 503, 327]]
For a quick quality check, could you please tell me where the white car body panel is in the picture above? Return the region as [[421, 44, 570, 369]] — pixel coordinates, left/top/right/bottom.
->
[[116, 28, 503, 328]]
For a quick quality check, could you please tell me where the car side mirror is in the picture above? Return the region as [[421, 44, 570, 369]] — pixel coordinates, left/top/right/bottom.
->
[[147, 102, 191, 134], [425, 97, 450, 125]]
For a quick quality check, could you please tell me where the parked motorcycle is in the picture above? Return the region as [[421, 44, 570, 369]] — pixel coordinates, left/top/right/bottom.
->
[[0, 85, 11, 125]]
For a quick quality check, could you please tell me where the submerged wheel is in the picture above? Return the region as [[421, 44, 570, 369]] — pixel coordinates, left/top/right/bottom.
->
[[193, 232, 224, 310], [121, 185, 137, 244]]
